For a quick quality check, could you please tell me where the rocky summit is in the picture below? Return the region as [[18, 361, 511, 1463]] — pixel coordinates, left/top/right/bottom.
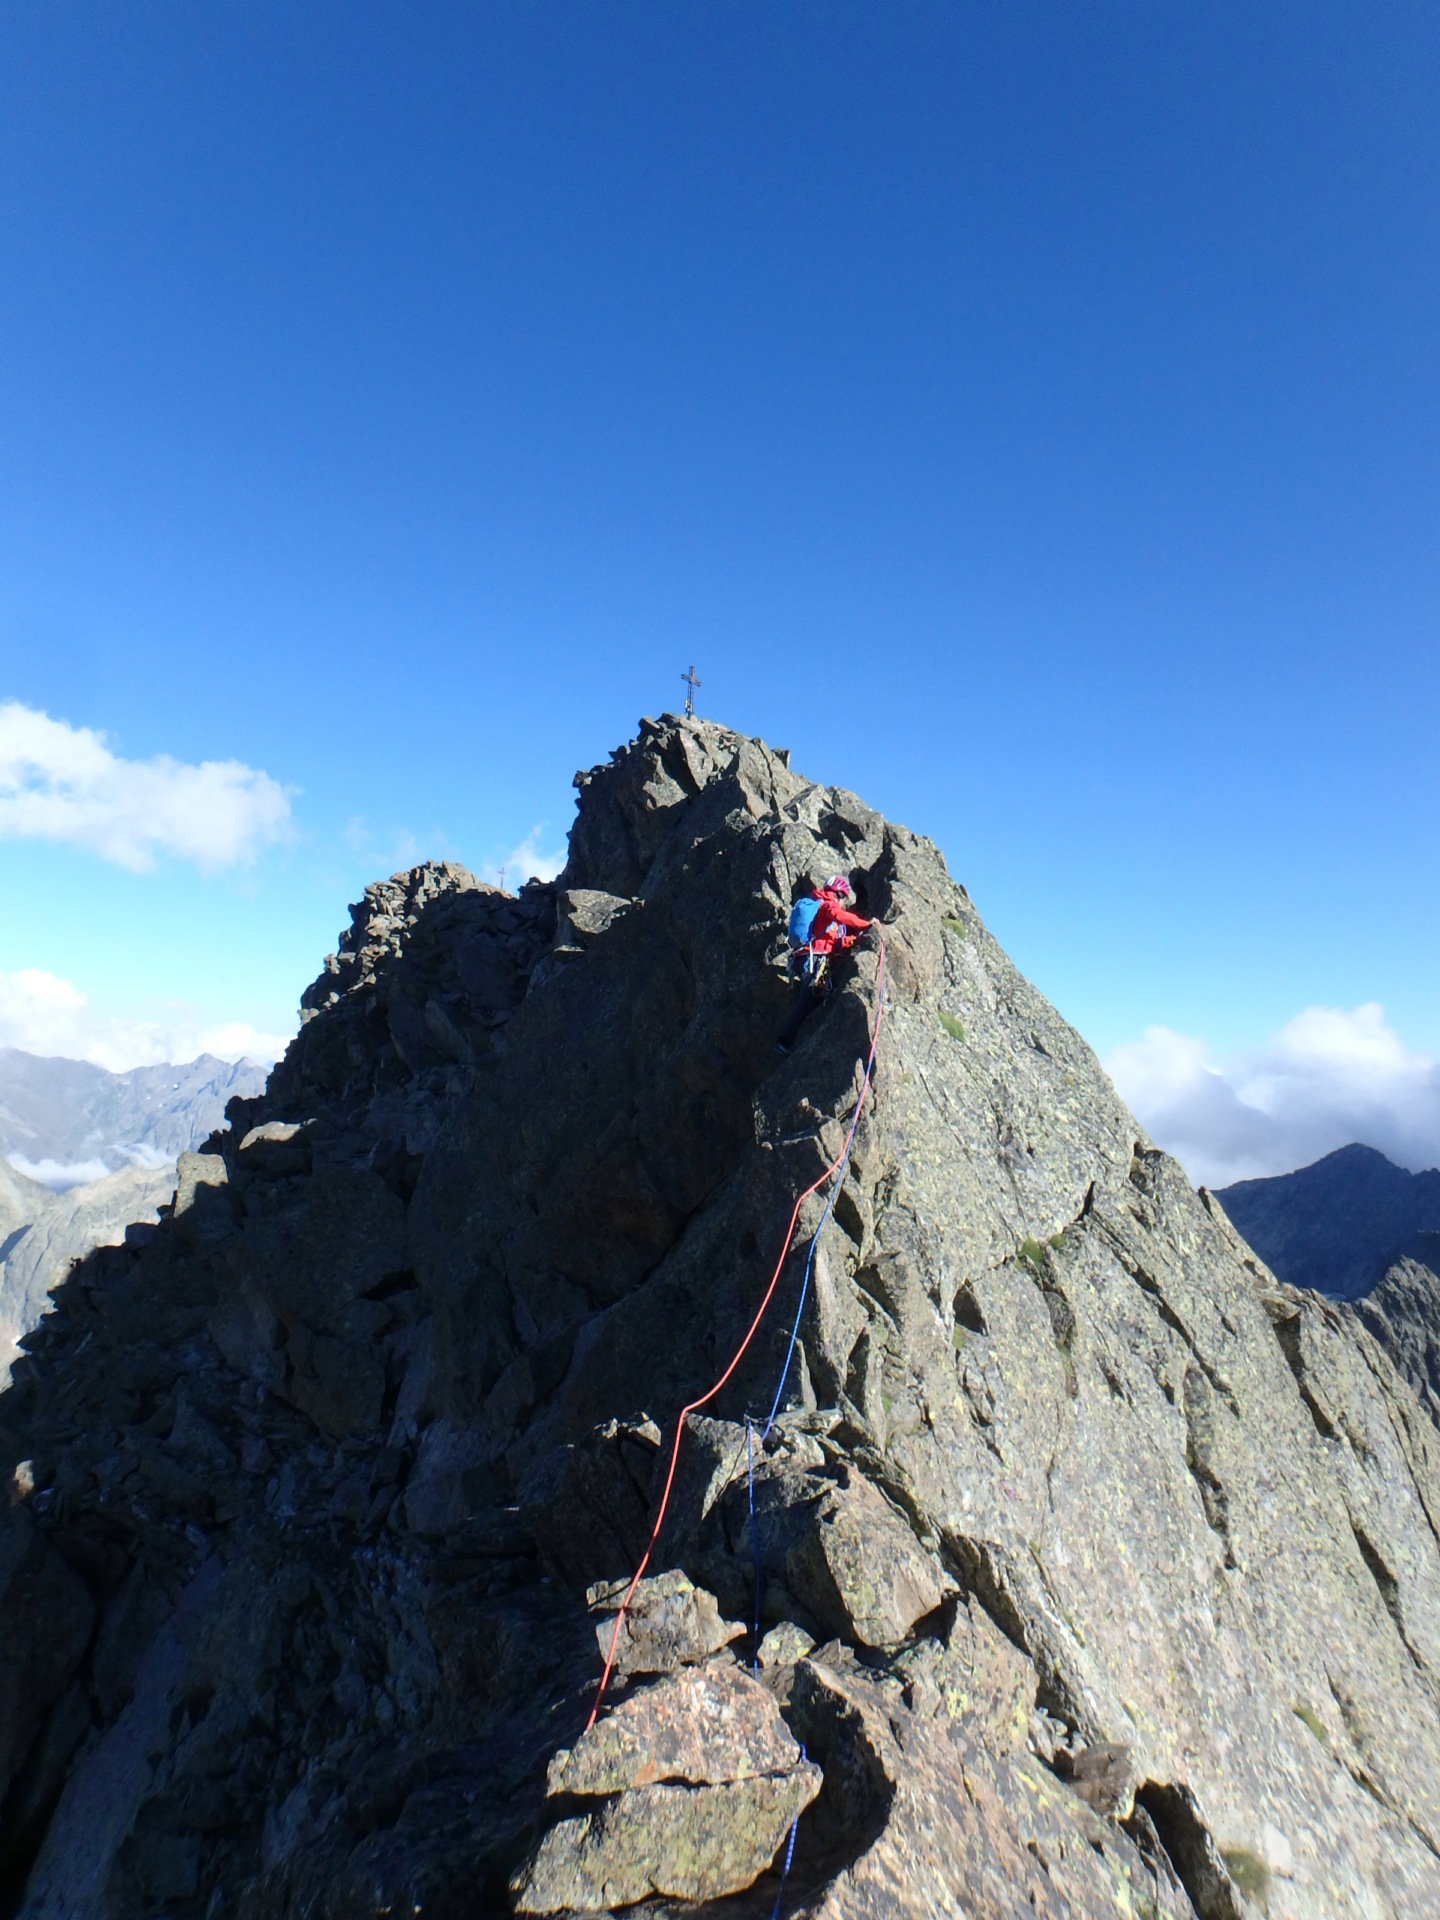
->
[[2, 715, 1440, 1919]]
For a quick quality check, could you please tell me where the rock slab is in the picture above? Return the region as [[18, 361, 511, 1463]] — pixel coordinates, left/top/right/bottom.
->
[[518, 1666, 821, 1911]]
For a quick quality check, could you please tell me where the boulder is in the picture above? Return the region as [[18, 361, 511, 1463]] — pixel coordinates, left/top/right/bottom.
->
[[785, 1469, 944, 1649], [758, 1620, 815, 1667], [171, 1152, 235, 1250], [517, 1416, 662, 1587], [237, 1121, 313, 1177], [515, 1667, 821, 1911], [547, 1666, 797, 1797], [587, 1570, 744, 1678], [515, 1773, 819, 1913]]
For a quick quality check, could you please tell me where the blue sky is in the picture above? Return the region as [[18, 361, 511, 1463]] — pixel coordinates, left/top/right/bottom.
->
[[1, 3, 1437, 1179]]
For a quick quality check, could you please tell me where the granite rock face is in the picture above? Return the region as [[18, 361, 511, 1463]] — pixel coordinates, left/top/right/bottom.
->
[[1, 715, 1440, 1918]]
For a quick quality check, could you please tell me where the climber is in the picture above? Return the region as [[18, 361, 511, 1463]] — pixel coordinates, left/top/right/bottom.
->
[[776, 875, 876, 1053]]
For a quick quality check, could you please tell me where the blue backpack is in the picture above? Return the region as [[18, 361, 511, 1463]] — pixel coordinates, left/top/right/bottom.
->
[[787, 895, 822, 949]]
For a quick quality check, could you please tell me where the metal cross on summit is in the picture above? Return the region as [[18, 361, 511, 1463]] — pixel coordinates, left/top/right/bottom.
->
[[681, 663, 701, 717]]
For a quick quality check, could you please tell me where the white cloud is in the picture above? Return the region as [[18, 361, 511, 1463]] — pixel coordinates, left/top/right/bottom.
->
[[6, 1154, 113, 1192], [0, 968, 294, 1073], [480, 825, 565, 890], [1105, 1003, 1440, 1189], [0, 701, 293, 872]]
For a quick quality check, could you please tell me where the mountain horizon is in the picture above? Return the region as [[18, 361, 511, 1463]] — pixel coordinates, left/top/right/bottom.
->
[[0, 1047, 268, 1191], [1217, 1141, 1440, 1301]]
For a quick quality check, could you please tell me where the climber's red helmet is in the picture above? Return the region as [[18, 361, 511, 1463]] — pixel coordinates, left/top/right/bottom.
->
[[824, 874, 853, 899]]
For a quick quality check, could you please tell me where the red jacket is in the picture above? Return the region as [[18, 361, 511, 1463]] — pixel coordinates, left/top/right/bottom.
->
[[808, 889, 870, 956]]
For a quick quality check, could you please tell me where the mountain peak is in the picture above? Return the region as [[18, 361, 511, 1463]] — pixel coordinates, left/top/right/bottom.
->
[[4, 720, 1440, 1916]]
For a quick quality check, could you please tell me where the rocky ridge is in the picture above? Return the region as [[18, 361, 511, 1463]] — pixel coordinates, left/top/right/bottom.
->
[[1351, 1257, 1440, 1428], [1217, 1144, 1440, 1302], [1, 716, 1439, 1917], [1217, 1145, 1440, 1429]]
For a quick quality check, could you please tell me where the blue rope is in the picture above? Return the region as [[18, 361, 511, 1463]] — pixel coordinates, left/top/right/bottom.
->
[[748, 1416, 761, 1675], [761, 987, 881, 1441], [770, 1742, 805, 1920]]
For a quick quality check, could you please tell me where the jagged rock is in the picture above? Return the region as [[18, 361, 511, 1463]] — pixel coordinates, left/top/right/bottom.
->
[[171, 1151, 235, 1251], [516, 1667, 821, 1911], [587, 1570, 744, 1677], [4, 722, 1440, 1917], [1352, 1255, 1440, 1423], [548, 1665, 803, 1795], [758, 1620, 815, 1667], [518, 1415, 663, 1587], [789, 1653, 1194, 1919], [784, 1466, 945, 1649], [896, 1593, 1036, 1755]]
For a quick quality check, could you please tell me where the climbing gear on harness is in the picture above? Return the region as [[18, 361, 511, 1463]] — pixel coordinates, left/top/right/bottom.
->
[[586, 945, 886, 1731], [785, 945, 828, 985]]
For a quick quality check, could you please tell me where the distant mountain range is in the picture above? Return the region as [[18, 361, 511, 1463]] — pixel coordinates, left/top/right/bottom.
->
[[0, 1049, 271, 1376], [1216, 1142, 1440, 1300], [0, 1048, 268, 1188], [1217, 1142, 1440, 1427]]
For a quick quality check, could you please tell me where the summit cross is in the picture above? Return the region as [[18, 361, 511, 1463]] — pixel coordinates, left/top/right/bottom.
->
[[682, 663, 701, 717]]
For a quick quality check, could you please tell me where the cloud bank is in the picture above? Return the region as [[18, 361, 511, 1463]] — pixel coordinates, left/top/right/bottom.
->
[[7, 1154, 114, 1192], [0, 701, 293, 871], [1105, 1004, 1440, 1189], [0, 968, 294, 1073]]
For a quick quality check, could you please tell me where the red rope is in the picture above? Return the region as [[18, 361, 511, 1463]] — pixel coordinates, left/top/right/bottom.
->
[[584, 943, 886, 1730]]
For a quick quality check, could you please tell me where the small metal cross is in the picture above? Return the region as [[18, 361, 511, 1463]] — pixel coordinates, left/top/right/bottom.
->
[[681, 664, 701, 717]]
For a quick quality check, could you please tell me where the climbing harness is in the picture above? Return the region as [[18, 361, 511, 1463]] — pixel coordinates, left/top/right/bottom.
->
[[787, 946, 829, 988], [585, 944, 886, 1732]]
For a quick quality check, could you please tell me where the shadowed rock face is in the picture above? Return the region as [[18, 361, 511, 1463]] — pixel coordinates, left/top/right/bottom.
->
[[2, 715, 1440, 1918]]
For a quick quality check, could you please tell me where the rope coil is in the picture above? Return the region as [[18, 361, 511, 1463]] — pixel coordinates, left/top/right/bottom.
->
[[585, 942, 886, 1731]]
